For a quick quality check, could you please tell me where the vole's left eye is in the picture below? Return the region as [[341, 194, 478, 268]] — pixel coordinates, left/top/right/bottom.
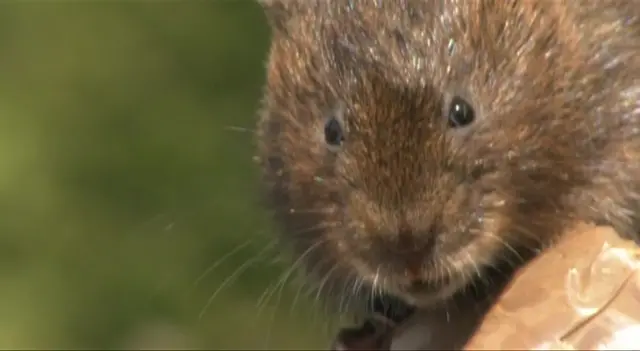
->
[[324, 117, 344, 148], [447, 96, 475, 128]]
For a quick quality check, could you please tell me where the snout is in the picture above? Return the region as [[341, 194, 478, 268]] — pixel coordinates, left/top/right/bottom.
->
[[347, 233, 462, 305], [355, 229, 442, 285]]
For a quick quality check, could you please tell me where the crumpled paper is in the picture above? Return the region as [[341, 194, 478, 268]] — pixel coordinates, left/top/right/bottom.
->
[[333, 224, 640, 350]]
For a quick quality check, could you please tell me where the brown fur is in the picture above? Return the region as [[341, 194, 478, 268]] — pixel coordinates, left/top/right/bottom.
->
[[255, 0, 640, 318]]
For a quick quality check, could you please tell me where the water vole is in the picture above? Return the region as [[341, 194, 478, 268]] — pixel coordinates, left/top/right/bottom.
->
[[255, 0, 640, 331]]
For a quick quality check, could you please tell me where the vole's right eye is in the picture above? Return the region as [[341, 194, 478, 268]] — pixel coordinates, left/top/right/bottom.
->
[[324, 117, 344, 149], [447, 96, 475, 128]]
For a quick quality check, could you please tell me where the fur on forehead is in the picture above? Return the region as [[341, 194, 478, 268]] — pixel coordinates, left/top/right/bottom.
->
[[256, 0, 293, 33], [257, 0, 317, 34], [257, 0, 433, 36]]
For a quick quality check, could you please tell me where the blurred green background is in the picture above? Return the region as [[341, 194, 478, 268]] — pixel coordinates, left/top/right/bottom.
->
[[0, 1, 333, 349]]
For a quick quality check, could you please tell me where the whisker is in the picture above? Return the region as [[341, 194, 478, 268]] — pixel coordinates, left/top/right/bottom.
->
[[507, 222, 544, 248], [287, 274, 309, 318], [224, 125, 256, 133], [264, 203, 337, 215], [368, 265, 382, 312], [288, 221, 338, 238], [381, 270, 389, 297], [285, 208, 336, 215], [248, 220, 337, 344], [344, 273, 362, 315], [318, 268, 341, 337], [465, 252, 483, 282], [256, 238, 326, 317], [337, 273, 352, 314], [198, 243, 274, 320], [458, 253, 482, 294], [193, 239, 254, 287], [287, 249, 332, 318], [352, 273, 367, 314], [433, 257, 446, 287], [444, 257, 456, 292], [264, 267, 293, 351], [337, 274, 351, 316], [254, 240, 331, 346], [297, 272, 328, 338], [313, 262, 341, 305], [481, 231, 525, 263]]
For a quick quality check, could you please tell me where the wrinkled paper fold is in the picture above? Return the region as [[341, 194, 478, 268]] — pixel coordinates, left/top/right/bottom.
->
[[390, 225, 640, 350]]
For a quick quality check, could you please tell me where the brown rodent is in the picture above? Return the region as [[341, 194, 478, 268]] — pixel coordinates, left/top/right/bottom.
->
[[255, 0, 640, 326]]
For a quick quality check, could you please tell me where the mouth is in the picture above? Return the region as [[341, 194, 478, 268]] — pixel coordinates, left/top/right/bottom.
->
[[404, 271, 454, 293], [331, 271, 472, 351], [396, 273, 465, 307], [350, 263, 463, 313], [365, 261, 462, 308], [331, 257, 475, 349]]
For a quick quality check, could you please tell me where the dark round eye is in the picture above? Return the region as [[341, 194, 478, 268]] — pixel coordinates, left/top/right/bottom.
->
[[324, 117, 344, 147], [447, 96, 475, 128]]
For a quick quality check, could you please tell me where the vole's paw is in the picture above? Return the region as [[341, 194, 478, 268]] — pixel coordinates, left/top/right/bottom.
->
[[330, 319, 394, 351]]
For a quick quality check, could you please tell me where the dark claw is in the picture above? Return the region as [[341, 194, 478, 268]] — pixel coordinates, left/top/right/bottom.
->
[[331, 294, 416, 351], [370, 294, 415, 324], [331, 320, 393, 351]]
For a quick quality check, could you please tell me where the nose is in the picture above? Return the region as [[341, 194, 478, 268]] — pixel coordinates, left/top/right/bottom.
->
[[405, 279, 430, 293], [404, 277, 446, 296], [394, 225, 438, 283], [395, 225, 437, 256]]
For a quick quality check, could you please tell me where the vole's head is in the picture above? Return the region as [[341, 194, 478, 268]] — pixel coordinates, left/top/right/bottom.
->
[[257, 0, 609, 307]]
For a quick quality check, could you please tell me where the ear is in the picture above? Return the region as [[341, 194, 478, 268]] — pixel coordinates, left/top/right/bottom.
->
[[257, 0, 291, 34]]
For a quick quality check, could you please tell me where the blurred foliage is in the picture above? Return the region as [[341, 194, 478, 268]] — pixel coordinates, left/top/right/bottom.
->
[[0, 1, 333, 349]]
